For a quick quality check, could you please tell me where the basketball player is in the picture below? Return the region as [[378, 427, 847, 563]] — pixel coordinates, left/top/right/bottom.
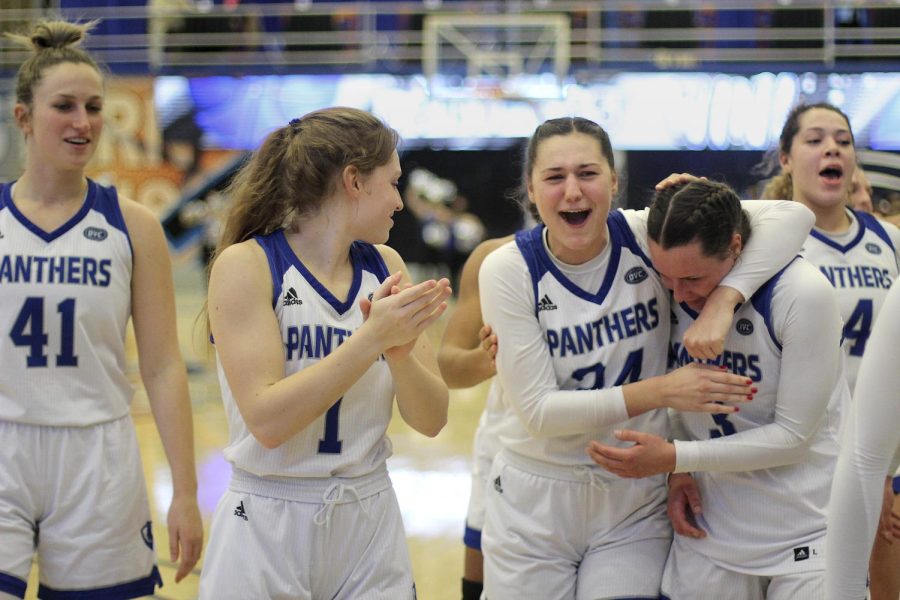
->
[[763, 103, 900, 599], [588, 179, 846, 599], [436, 235, 511, 600], [477, 117, 814, 600], [0, 19, 202, 599], [826, 280, 900, 600], [198, 107, 451, 599]]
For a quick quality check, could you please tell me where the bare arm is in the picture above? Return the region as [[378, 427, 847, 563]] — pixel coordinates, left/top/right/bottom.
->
[[122, 198, 202, 583], [376, 245, 451, 437], [209, 241, 451, 448], [437, 236, 512, 388]]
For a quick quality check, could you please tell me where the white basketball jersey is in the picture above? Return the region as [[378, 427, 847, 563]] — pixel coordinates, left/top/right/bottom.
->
[[496, 212, 671, 472], [800, 209, 900, 390], [0, 179, 133, 426], [669, 259, 844, 575], [217, 231, 395, 479]]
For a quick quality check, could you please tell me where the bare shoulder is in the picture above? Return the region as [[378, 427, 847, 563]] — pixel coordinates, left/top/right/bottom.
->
[[374, 243, 406, 275], [118, 195, 164, 243], [211, 239, 267, 280]]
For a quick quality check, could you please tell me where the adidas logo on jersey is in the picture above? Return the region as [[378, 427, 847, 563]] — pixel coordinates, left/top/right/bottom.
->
[[234, 501, 248, 521], [537, 294, 557, 311], [284, 287, 303, 306], [793, 546, 809, 561], [866, 242, 882, 255]]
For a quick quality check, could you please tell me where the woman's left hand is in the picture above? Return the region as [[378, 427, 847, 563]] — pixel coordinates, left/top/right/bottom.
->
[[587, 430, 676, 478], [167, 493, 203, 583]]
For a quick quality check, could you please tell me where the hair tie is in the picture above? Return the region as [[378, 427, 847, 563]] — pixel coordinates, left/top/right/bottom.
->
[[289, 118, 302, 127]]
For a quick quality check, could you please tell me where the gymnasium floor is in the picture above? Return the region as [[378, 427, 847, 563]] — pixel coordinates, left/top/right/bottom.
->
[[24, 256, 484, 600]]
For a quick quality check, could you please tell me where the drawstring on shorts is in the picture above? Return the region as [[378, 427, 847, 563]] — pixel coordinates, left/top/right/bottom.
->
[[313, 482, 371, 527]]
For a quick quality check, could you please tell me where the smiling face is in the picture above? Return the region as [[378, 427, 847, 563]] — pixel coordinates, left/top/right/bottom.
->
[[15, 62, 104, 174], [648, 236, 740, 311], [779, 107, 856, 213], [354, 149, 403, 244], [527, 131, 618, 264]]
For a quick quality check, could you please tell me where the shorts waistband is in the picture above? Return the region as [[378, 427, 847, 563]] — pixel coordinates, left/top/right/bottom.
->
[[229, 464, 391, 504], [498, 448, 614, 486]]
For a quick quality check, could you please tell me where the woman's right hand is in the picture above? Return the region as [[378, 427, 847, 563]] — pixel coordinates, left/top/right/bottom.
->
[[660, 362, 754, 413], [668, 473, 706, 538], [478, 323, 498, 371], [360, 272, 451, 358], [654, 172, 705, 191]]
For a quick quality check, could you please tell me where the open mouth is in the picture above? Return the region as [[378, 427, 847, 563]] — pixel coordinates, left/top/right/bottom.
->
[[560, 209, 590, 225], [819, 166, 843, 183], [66, 138, 89, 146]]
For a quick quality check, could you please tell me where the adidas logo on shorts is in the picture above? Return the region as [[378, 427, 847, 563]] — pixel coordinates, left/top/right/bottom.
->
[[234, 501, 248, 521], [493, 476, 503, 494], [793, 546, 809, 561]]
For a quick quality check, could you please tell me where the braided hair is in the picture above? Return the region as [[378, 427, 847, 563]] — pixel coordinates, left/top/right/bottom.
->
[[647, 179, 751, 258]]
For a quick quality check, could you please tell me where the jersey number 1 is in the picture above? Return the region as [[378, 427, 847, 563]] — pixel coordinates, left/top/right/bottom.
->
[[10, 297, 78, 368], [318, 398, 343, 454]]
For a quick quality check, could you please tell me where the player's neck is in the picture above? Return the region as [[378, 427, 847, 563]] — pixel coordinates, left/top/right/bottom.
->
[[810, 204, 851, 234], [284, 216, 354, 286], [15, 169, 87, 207]]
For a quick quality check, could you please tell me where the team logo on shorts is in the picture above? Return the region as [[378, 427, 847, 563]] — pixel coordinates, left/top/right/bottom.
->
[[736, 319, 754, 335], [234, 501, 248, 521], [866, 243, 882, 255], [793, 546, 809, 561], [141, 521, 154, 549], [624, 267, 648, 284], [283, 287, 303, 306], [83, 226, 108, 241]]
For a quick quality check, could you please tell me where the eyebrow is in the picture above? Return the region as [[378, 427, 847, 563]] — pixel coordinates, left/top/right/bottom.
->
[[800, 126, 851, 136], [541, 163, 601, 173]]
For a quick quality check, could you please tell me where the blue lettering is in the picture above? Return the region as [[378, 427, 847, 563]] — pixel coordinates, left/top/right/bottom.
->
[[0, 255, 11, 282], [15, 256, 31, 282], [546, 330, 559, 356], [574, 324, 594, 354], [285, 327, 300, 360], [315, 326, 333, 357], [559, 328, 577, 358]]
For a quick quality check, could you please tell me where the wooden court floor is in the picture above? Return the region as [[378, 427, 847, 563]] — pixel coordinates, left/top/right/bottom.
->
[[24, 257, 486, 600]]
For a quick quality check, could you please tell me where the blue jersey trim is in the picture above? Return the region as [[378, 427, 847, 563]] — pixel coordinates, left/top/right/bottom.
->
[[350, 241, 390, 282], [856, 210, 897, 255], [89, 180, 133, 256], [255, 231, 389, 315], [748, 258, 799, 353], [0, 179, 132, 254], [463, 524, 482, 550], [0, 571, 26, 599], [515, 214, 640, 313], [38, 566, 161, 600]]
